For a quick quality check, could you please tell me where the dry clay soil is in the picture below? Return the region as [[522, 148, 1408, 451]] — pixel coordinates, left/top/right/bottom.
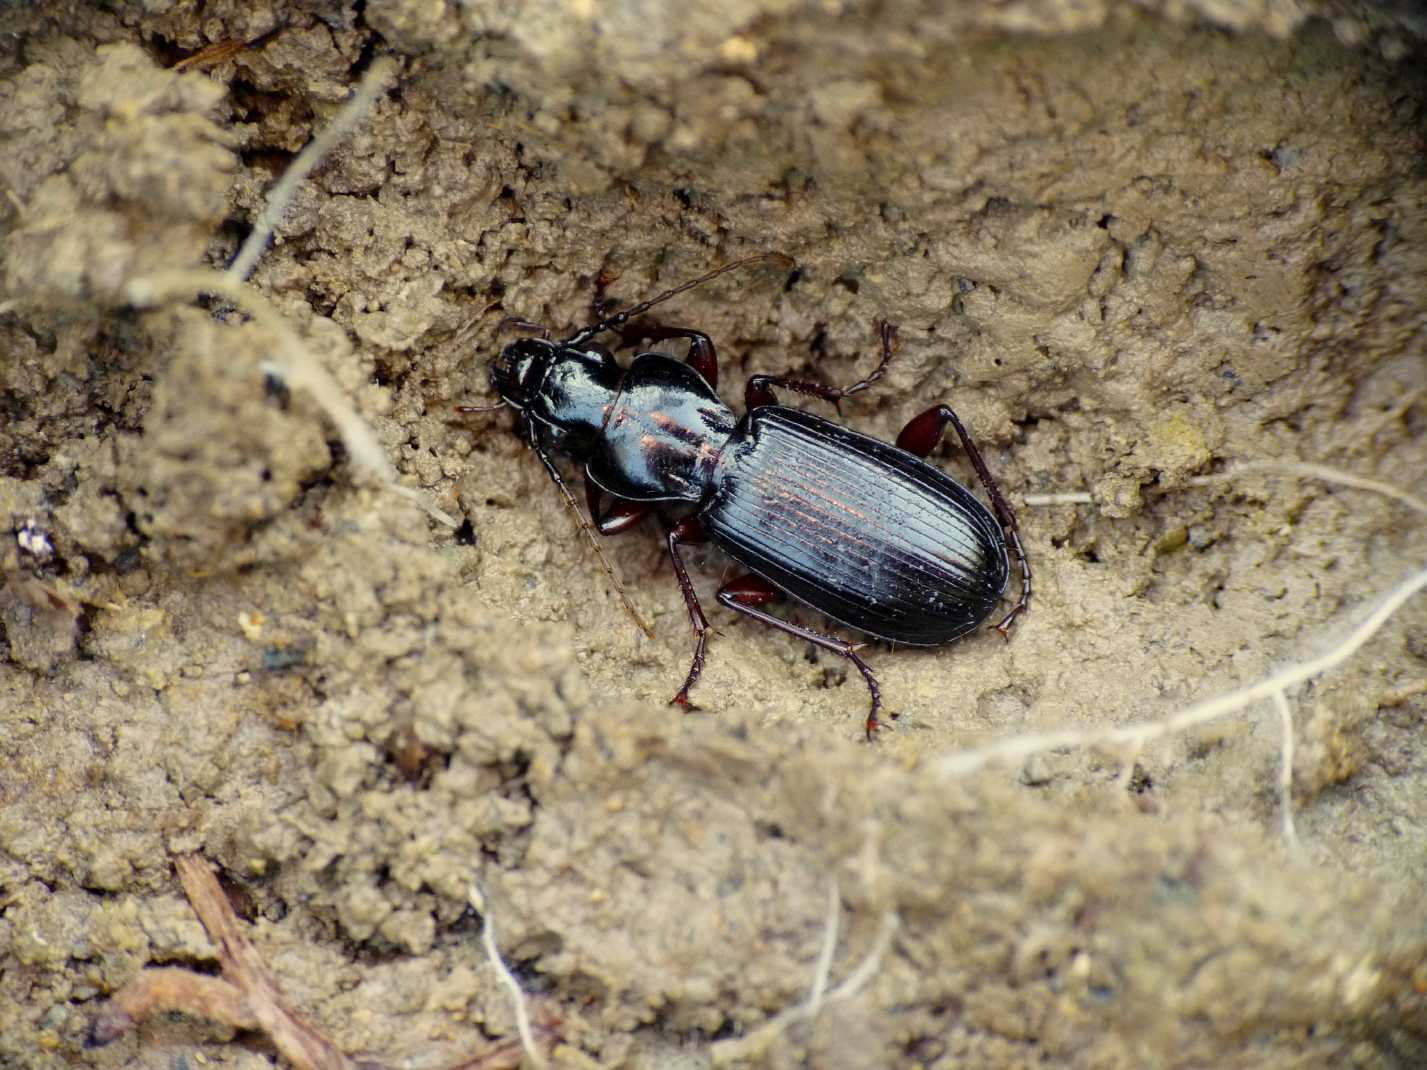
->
[[2, 3, 1427, 1068]]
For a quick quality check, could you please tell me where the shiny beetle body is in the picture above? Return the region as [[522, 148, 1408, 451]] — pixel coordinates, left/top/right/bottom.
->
[[478, 258, 1031, 738], [703, 404, 1009, 647]]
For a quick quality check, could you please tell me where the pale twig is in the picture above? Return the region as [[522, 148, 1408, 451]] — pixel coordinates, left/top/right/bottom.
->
[[1189, 461, 1427, 516], [1272, 689, 1298, 848], [93, 858, 541, 1070], [123, 268, 455, 527], [470, 884, 547, 1070], [1379, 679, 1427, 708], [932, 564, 1427, 779], [91, 855, 358, 1070], [227, 57, 399, 283], [709, 909, 900, 1066], [1024, 492, 1093, 506]]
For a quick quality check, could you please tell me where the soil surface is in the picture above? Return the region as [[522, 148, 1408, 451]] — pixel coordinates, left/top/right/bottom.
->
[[2, 2, 1426, 1068]]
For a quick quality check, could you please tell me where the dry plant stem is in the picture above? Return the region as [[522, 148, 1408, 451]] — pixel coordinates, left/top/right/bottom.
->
[[172, 38, 249, 72], [1273, 689, 1298, 848], [126, 55, 448, 528], [226, 56, 399, 283], [709, 909, 900, 1066], [92, 855, 357, 1070], [1024, 491, 1093, 506], [1380, 679, 1427, 707], [123, 268, 456, 527], [92, 858, 542, 1070], [89, 968, 258, 1044], [470, 884, 548, 1070], [932, 563, 1427, 779]]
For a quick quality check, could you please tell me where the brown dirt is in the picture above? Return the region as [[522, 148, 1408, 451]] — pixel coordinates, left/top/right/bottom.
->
[[2, 2, 1426, 1068]]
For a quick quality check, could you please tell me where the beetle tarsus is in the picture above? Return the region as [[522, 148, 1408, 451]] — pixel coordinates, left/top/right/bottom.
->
[[668, 516, 714, 707], [743, 315, 898, 413], [714, 590, 888, 741], [671, 635, 708, 711], [996, 528, 1032, 636]]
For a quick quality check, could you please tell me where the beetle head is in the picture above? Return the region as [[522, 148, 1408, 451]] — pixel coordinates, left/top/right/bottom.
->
[[489, 337, 555, 409]]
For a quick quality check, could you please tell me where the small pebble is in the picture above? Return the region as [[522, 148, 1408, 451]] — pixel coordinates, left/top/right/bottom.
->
[[1020, 754, 1053, 786]]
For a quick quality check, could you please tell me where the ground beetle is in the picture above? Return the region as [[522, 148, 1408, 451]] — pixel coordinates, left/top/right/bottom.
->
[[466, 256, 1031, 739]]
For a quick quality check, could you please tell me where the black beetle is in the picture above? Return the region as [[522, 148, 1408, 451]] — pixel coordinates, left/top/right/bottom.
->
[[466, 256, 1031, 738]]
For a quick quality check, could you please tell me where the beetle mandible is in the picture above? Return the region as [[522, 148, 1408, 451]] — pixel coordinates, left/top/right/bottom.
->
[[468, 255, 1032, 739]]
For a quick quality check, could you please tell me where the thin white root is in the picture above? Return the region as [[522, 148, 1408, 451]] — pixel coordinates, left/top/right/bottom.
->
[[123, 268, 456, 528], [805, 878, 841, 1018], [1273, 689, 1298, 848], [226, 56, 399, 283], [471, 884, 547, 1070], [1189, 461, 1427, 516], [710, 908, 900, 1066], [826, 911, 899, 1001], [932, 564, 1427, 779], [121, 58, 456, 529], [1027, 460, 1427, 515]]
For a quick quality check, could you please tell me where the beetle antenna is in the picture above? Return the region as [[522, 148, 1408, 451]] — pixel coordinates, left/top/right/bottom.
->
[[565, 252, 795, 345], [532, 442, 657, 641]]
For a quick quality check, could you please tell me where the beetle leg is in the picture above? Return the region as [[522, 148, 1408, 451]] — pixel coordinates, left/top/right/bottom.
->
[[591, 268, 621, 321], [896, 404, 1033, 637], [667, 515, 713, 709], [584, 479, 654, 536], [680, 331, 719, 389], [616, 326, 719, 389], [532, 440, 656, 640], [744, 319, 898, 411], [995, 528, 1032, 637], [715, 584, 888, 741], [719, 572, 780, 606]]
